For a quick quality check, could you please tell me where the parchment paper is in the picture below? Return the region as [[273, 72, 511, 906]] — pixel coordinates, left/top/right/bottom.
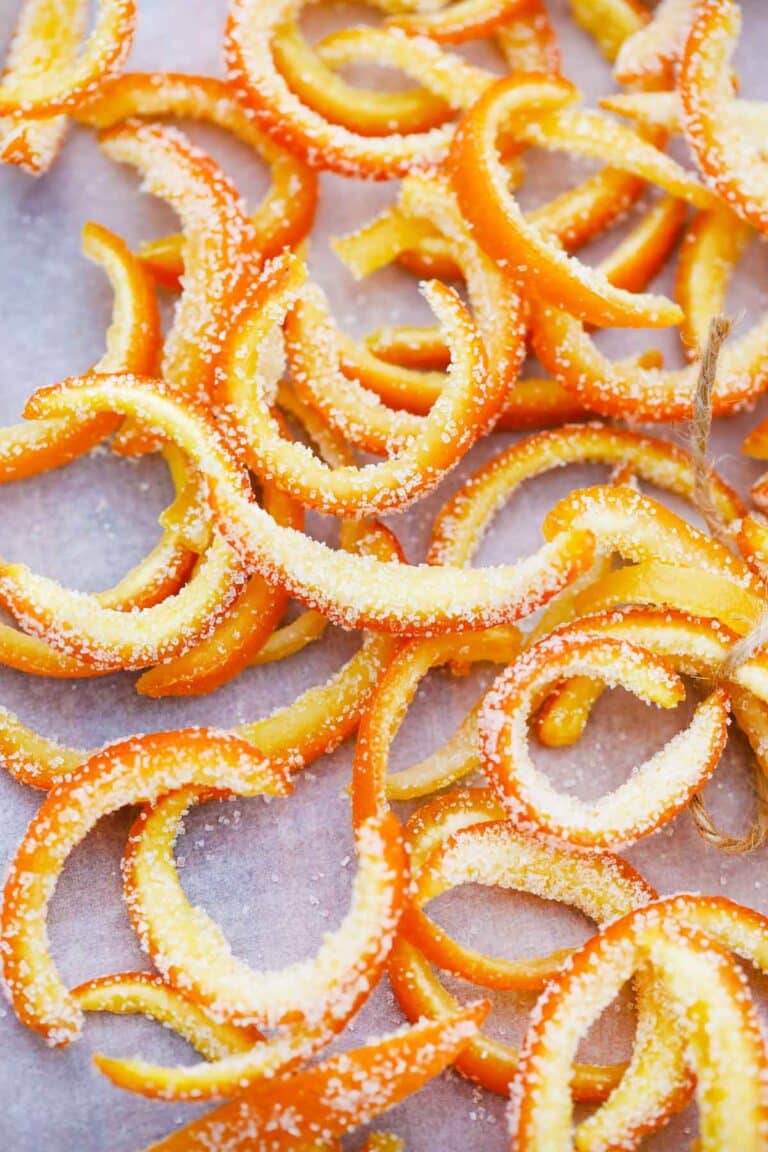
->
[[1, 1, 768, 1147]]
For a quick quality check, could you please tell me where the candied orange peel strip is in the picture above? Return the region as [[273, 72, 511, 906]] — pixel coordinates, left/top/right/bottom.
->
[[141, 1003, 487, 1151], [100, 119, 257, 413], [449, 73, 695, 329], [0, 0, 136, 120], [0, 0, 87, 173], [217, 250, 511, 516], [510, 897, 768, 1151], [78, 72, 318, 287], [680, 0, 768, 233], [532, 205, 768, 420], [0, 730, 290, 1045], [478, 628, 730, 849], [24, 372, 596, 634], [0, 220, 160, 483]]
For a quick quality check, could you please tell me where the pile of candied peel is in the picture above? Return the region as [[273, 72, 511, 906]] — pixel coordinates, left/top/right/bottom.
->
[[4, 0, 768, 1148]]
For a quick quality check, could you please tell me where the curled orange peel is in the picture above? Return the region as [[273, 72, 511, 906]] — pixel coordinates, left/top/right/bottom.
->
[[449, 73, 696, 329], [0, 0, 87, 173], [532, 205, 768, 420], [226, 0, 468, 179], [0, 220, 160, 483], [0, 0, 135, 120], [71, 971, 265, 1061], [510, 896, 768, 1151], [0, 730, 290, 1045], [680, 0, 768, 233], [139, 1002, 487, 1151], [0, 523, 402, 792], [218, 250, 510, 516], [23, 372, 596, 634], [478, 628, 730, 848], [100, 118, 257, 415], [77, 72, 318, 287]]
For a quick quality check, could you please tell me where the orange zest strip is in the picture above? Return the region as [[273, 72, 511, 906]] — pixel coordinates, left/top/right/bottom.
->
[[428, 422, 744, 566], [479, 629, 730, 849], [78, 72, 317, 287], [0, 730, 289, 1045], [353, 630, 521, 819], [680, 0, 768, 233], [0, 0, 136, 120], [140, 1003, 487, 1151], [100, 785, 405, 1099], [0, 220, 160, 483], [510, 897, 768, 1151], [449, 73, 686, 329], [0, 523, 403, 791], [402, 787, 656, 991], [99, 119, 256, 412]]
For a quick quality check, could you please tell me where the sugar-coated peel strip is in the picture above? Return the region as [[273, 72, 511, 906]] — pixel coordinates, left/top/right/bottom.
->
[[0, 0, 87, 173], [403, 813, 694, 1140], [108, 794, 405, 1098], [139, 1003, 487, 1152], [429, 423, 745, 567], [387, 807, 683, 1109], [449, 74, 685, 329], [0, 730, 290, 1045], [219, 251, 509, 516], [0, 0, 135, 119], [676, 205, 752, 358], [297, 176, 527, 455], [566, 0, 646, 63], [0, 529, 248, 671], [507, 108, 713, 210], [509, 898, 768, 1151], [225, 0, 468, 179], [78, 72, 317, 287], [100, 119, 256, 412], [542, 484, 759, 592], [353, 629, 521, 817], [0, 220, 160, 483], [614, 0, 695, 84], [532, 203, 768, 419], [72, 971, 266, 1061], [271, 23, 454, 137], [19, 372, 610, 634], [0, 524, 402, 791], [478, 629, 730, 848], [131, 483, 299, 696], [533, 607, 768, 756], [681, 0, 768, 233], [134, 389, 349, 696], [402, 788, 657, 990], [125, 790, 404, 1031]]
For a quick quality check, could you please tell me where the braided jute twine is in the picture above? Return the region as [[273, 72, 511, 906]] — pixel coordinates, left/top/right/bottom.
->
[[687, 313, 768, 852]]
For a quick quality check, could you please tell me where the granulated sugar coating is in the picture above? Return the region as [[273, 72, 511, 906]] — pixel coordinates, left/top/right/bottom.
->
[[3, 0, 768, 1150]]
